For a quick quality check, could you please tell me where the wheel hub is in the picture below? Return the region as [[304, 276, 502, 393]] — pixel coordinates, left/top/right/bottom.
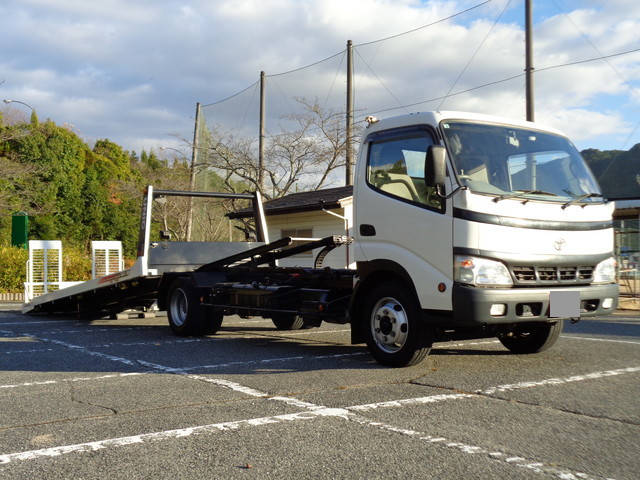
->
[[169, 288, 188, 327], [371, 297, 409, 354]]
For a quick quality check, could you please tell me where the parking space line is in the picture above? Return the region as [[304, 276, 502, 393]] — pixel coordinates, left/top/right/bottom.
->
[[0, 373, 145, 390], [0, 407, 350, 465], [0, 321, 78, 326], [0, 352, 367, 391], [2, 364, 634, 478], [348, 393, 474, 412], [270, 328, 351, 336], [16, 334, 138, 367], [349, 416, 610, 480], [480, 366, 640, 395], [561, 335, 640, 346], [345, 366, 640, 411], [0, 373, 623, 480], [3, 348, 54, 355], [180, 351, 367, 372]]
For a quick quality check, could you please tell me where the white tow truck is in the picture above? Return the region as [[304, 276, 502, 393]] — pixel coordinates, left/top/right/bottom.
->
[[24, 111, 619, 367]]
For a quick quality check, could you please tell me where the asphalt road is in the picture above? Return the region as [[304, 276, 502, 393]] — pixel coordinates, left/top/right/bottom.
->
[[0, 306, 638, 479]]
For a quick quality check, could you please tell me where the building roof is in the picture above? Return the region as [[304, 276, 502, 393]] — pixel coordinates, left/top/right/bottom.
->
[[228, 185, 353, 219], [613, 199, 640, 218]]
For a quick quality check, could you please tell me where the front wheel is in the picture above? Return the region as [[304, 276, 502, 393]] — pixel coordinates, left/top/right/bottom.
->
[[499, 320, 563, 354], [362, 283, 432, 367], [167, 278, 222, 336]]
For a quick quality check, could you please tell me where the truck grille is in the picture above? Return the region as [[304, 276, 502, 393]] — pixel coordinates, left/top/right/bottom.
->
[[511, 265, 594, 285]]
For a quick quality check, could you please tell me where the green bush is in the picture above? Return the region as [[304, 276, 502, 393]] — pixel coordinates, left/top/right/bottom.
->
[[63, 245, 92, 282], [0, 246, 28, 293]]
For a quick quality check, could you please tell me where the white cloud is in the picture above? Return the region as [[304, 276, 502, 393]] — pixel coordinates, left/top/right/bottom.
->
[[0, 0, 638, 154]]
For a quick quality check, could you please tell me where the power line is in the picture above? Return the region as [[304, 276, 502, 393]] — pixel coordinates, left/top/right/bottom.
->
[[266, 50, 345, 78], [437, 0, 512, 111], [355, 0, 492, 47], [201, 80, 258, 108], [366, 47, 640, 116], [200, 0, 492, 106], [354, 48, 409, 115], [369, 73, 524, 116], [536, 47, 640, 72], [550, 0, 630, 86]]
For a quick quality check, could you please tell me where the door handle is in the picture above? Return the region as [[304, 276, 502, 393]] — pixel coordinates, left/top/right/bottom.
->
[[359, 224, 376, 236]]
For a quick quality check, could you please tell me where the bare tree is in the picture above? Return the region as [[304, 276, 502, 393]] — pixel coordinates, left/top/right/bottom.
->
[[201, 98, 359, 201]]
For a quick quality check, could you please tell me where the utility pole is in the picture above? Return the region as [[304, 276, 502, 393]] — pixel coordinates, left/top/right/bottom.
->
[[186, 102, 201, 242], [259, 71, 266, 193], [525, 0, 534, 122], [345, 40, 354, 185]]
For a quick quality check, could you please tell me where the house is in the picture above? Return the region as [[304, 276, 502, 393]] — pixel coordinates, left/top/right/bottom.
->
[[228, 186, 354, 269]]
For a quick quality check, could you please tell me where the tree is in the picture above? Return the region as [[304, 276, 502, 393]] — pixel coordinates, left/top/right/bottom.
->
[[582, 144, 640, 199], [201, 98, 358, 201]]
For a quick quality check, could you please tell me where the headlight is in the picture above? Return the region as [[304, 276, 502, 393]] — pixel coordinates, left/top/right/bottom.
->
[[593, 257, 616, 284], [454, 255, 513, 287]]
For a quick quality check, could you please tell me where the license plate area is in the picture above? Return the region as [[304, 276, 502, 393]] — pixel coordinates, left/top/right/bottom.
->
[[549, 291, 580, 318]]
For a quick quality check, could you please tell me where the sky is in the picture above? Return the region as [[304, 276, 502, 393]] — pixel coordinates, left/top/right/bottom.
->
[[1, 0, 639, 157]]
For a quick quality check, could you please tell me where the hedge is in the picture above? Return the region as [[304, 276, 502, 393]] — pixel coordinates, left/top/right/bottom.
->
[[0, 244, 92, 293], [0, 246, 28, 293]]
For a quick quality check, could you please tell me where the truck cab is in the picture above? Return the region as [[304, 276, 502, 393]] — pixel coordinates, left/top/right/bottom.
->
[[352, 111, 618, 366]]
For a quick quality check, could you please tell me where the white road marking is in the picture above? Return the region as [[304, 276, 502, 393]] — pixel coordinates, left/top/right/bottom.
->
[[349, 417, 613, 480], [0, 352, 367, 390], [436, 340, 500, 348], [1, 324, 635, 478], [0, 381, 620, 480], [0, 373, 145, 390], [561, 335, 640, 346], [180, 351, 367, 372], [341, 366, 640, 412], [480, 366, 640, 395], [0, 321, 77, 326], [3, 348, 54, 355], [17, 334, 137, 367], [272, 328, 351, 336], [223, 319, 272, 325], [0, 407, 350, 465], [348, 393, 474, 412]]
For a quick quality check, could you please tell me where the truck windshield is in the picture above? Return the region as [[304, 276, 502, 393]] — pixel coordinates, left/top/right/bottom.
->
[[441, 121, 603, 204]]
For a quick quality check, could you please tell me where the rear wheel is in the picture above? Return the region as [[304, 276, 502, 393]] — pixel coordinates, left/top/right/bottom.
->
[[271, 313, 304, 330], [167, 278, 222, 336], [499, 320, 563, 354], [363, 282, 431, 367]]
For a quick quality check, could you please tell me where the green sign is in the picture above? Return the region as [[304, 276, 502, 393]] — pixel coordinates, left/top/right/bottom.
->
[[11, 213, 28, 249]]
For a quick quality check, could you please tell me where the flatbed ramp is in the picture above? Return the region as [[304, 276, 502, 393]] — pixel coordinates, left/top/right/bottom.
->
[[22, 186, 268, 317]]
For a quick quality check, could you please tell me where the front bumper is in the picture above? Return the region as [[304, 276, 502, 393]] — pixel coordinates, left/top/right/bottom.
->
[[451, 282, 619, 326]]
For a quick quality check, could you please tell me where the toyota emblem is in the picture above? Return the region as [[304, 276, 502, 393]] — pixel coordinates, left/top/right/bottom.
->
[[553, 238, 566, 251]]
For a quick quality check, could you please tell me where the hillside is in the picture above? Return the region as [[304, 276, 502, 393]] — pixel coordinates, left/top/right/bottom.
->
[[582, 144, 640, 199]]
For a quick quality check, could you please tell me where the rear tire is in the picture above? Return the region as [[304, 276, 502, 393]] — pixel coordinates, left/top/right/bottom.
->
[[499, 320, 563, 354], [362, 282, 432, 367], [167, 278, 222, 336], [271, 314, 304, 330]]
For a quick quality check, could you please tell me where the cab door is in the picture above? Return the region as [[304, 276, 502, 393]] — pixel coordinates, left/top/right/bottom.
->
[[354, 126, 453, 310]]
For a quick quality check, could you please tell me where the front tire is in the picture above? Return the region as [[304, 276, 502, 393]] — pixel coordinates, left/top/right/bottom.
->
[[499, 320, 563, 354], [362, 282, 432, 367], [167, 278, 222, 336]]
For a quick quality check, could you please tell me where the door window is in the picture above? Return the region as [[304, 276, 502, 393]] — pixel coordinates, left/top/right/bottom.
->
[[367, 134, 443, 211]]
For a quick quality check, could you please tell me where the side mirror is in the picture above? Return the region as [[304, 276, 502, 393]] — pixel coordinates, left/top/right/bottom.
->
[[425, 145, 447, 196]]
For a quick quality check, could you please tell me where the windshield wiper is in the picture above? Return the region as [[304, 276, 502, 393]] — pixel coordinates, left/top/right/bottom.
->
[[561, 192, 603, 209], [493, 190, 559, 203]]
